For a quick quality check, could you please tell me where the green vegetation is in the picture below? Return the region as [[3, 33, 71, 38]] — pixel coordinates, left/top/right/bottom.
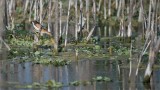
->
[[2, 0, 159, 89], [16, 76, 111, 89], [6, 23, 135, 64]]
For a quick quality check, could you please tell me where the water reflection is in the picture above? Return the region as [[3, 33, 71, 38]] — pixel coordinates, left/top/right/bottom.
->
[[0, 59, 160, 90]]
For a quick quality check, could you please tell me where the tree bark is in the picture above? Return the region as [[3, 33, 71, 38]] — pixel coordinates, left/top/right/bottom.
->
[[48, 0, 52, 33], [86, 0, 89, 33], [24, 0, 29, 17], [0, 0, 7, 37], [127, 0, 133, 37], [79, 0, 83, 41], [144, 0, 158, 83], [75, 0, 78, 42], [64, 0, 71, 47], [54, 0, 59, 54], [39, 0, 43, 23], [138, 0, 143, 22], [59, 1, 62, 37], [0, 0, 10, 52]]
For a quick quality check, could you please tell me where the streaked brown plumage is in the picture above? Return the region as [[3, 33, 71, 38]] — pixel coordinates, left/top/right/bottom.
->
[[31, 20, 63, 51], [31, 20, 51, 36]]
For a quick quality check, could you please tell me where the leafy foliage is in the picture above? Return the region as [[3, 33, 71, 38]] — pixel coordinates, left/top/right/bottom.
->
[[16, 76, 111, 89]]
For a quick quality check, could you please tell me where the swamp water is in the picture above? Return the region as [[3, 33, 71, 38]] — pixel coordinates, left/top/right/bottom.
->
[[0, 58, 160, 90]]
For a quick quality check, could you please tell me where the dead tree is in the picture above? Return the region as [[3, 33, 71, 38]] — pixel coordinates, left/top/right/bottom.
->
[[23, 0, 29, 18], [75, 0, 78, 42], [144, 0, 160, 83], [86, 0, 90, 33], [117, 0, 126, 37], [0, 0, 6, 37], [64, 0, 71, 47], [78, 0, 84, 41], [0, 0, 10, 52], [127, 0, 133, 37], [54, 0, 59, 54]]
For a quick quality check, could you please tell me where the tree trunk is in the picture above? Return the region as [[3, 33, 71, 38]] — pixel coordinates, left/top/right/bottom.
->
[[145, 0, 152, 38], [104, 0, 107, 37], [75, 0, 78, 42], [127, 0, 133, 37], [59, 1, 62, 37], [79, 0, 83, 41], [29, 0, 33, 22], [39, 0, 43, 23], [138, 0, 143, 22], [48, 0, 52, 33], [144, 0, 158, 83], [0, 0, 9, 56], [86, 0, 89, 33], [92, 0, 96, 21], [33, 0, 39, 43], [54, 0, 59, 54], [64, 0, 71, 47], [108, 0, 111, 16], [0, 0, 7, 37], [117, 0, 122, 18], [24, 0, 29, 17]]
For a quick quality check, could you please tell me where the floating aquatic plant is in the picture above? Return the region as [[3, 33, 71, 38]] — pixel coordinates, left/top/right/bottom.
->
[[91, 76, 111, 82], [15, 76, 111, 89], [45, 80, 63, 88], [69, 81, 80, 86]]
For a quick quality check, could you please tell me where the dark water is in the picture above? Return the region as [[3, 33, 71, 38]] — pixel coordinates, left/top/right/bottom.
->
[[0, 59, 160, 90]]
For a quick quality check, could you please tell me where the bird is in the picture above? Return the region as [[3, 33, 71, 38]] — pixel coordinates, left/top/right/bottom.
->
[[31, 20, 63, 49], [31, 20, 52, 36]]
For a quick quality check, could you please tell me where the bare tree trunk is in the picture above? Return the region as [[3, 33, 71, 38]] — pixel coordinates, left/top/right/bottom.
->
[[121, 0, 125, 37], [23, 0, 29, 18], [86, 0, 89, 33], [0, 0, 6, 37], [79, 0, 83, 40], [29, 0, 33, 22], [127, 0, 133, 37], [145, 0, 152, 38], [33, 0, 39, 43], [10, 0, 15, 29], [65, 0, 71, 47], [97, 0, 102, 37], [48, 0, 52, 33], [115, 0, 118, 9], [97, 0, 102, 12], [6, 0, 15, 32], [85, 0, 97, 42], [86, 26, 96, 42], [117, 0, 122, 18], [138, 0, 144, 22], [108, 0, 111, 16], [33, 0, 38, 20], [104, 0, 107, 19], [108, 0, 112, 37], [75, 0, 78, 42], [117, 0, 126, 37], [39, 0, 43, 23], [144, 0, 158, 83], [0, 0, 10, 51], [104, 0, 107, 37], [59, 1, 62, 37], [54, 0, 59, 54], [92, 0, 96, 21]]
